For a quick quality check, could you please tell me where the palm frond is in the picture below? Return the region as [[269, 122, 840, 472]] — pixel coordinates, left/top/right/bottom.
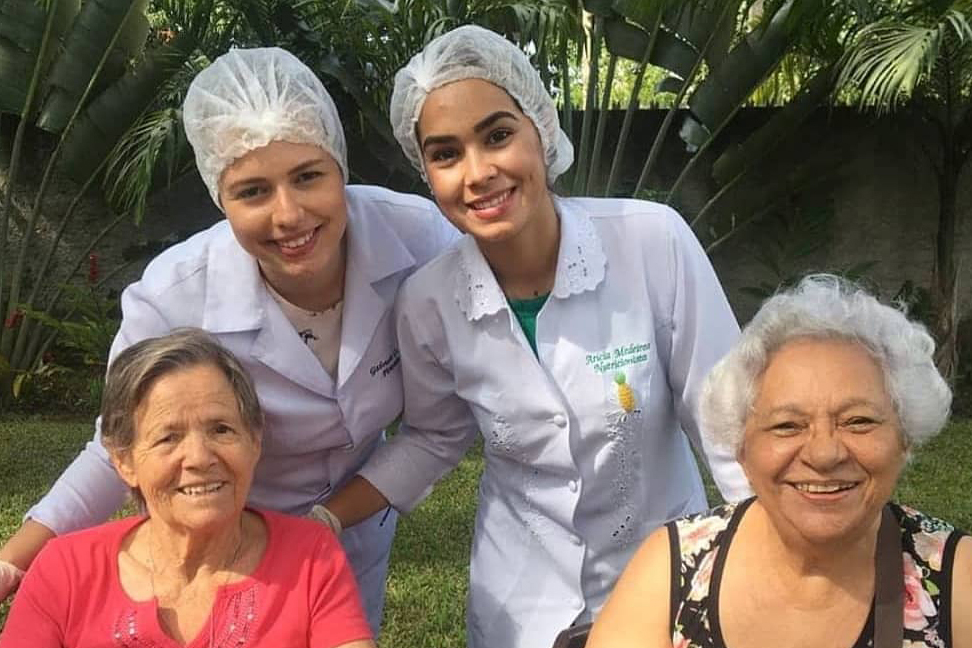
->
[[101, 108, 187, 224], [838, 19, 946, 113]]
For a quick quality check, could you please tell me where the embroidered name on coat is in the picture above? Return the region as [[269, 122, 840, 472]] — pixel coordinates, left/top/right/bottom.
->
[[370, 349, 401, 377], [585, 342, 650, 374]]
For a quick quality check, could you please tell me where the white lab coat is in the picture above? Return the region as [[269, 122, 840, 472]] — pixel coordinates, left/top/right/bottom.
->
[[360, 196, 752, 648], [26, 185, 458, 632]]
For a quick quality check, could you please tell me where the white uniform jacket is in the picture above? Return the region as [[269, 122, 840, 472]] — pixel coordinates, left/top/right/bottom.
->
[[27, 185, 458, 631], [359, 197, 752, 648]]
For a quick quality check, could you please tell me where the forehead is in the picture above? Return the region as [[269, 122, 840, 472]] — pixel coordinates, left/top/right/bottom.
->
[[755, 338, 888, 405], [220, 140, 332, 182], [136, 364, 240, 422], [418, 78, 521, 135]]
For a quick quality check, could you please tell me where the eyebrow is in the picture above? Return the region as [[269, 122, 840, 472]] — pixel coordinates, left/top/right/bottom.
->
[[420, 110, 519, 152], [224, 158, 327, 193], [761, 398, 882, 417]]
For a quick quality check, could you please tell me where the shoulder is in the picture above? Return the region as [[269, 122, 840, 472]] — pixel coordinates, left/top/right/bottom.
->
[[397, 242, 464, 310], [257, 509, 340, 553], [130, 220, 234, 300], [345, 185, 457, 263], [893, 503, 968, 572], [560, 196, 687, 235], [38, 517, 140, 571], [671, 501, 741, 557]]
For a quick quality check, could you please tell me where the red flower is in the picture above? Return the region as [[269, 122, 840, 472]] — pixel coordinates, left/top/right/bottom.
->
[[4, 309, 22, 329]]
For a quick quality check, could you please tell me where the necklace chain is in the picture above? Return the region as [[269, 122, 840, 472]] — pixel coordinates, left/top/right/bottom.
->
[[146, 516, 246, 648]]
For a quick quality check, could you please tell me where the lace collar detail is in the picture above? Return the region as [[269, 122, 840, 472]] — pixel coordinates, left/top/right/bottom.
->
[[454, 199, 607, 321]]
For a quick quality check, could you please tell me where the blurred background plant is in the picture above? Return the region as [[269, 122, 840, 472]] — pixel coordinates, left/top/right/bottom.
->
[[0, 0, 969, 414]]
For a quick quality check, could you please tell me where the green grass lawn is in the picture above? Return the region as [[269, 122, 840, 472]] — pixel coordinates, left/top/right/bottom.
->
[[0, 417, 970, 645]]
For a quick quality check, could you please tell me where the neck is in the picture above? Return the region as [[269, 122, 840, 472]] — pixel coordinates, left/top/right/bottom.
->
[[480, 192, 560, 300], [749, 501, 879, 601], [263, 235, 347, 312], [143, 515, 246, 583]]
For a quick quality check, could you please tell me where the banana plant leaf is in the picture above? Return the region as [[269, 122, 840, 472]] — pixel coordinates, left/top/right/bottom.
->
[[686, 0, 801, 135], [603, 17, 698, 80], [0, 0, 77, 116], [712, 64, 835, 185], [666, 0, 742, 68], [35, 0, 149, 133], [584, 0, 616, 18], [611, 0, 664, 29], [59, 31, 198, 184]]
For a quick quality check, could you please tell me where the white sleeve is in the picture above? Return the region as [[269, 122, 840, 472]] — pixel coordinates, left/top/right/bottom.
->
[[357, 294, 478, 513], [24, 280, 172, 533], [664, 212, 752, 502]]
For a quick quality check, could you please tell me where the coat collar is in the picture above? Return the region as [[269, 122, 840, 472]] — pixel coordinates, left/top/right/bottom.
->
[[200, 190, 418, 391], [454, 198, 607, 321]]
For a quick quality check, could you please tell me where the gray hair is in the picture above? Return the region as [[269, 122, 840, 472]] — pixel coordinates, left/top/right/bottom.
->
[[101, 328, 264, 455], [700, 274, 952, 454]]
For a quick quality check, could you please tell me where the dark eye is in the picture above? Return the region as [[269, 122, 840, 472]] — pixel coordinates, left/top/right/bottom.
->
[[486, 128, 512, 145], [843, 416, 878, 430], [770, 421, 802, 435], [153, 433, 176, 447], [234, 185, 266, 200], [213, 423, 235, 435], [295, 170, 323, 184], [428, 147, 458, 164]]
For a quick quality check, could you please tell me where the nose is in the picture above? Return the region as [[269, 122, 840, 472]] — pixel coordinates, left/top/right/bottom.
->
[[800, 421, 848, 470], [272, 185, 303, 229], [465, 148, 497, 187], [182, 431, 218, 470]]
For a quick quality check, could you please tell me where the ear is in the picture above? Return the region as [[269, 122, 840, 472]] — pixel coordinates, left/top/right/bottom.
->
[[109, 449, 139, 490]]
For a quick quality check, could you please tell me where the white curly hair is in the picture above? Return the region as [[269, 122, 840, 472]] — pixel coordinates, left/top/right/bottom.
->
[[700, 274, 952, 454]]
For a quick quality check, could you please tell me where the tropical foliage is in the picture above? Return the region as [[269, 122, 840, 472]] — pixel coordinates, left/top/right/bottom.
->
[[836, 0, 972, 376], [1, 0, 969, 398]]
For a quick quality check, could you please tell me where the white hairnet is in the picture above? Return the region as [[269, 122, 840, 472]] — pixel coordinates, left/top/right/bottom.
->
[[182, 47, 348, 208], [390, 25, 574, 184]]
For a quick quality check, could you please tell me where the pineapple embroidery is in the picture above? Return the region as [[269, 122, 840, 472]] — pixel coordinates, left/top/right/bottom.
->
[[615, 371, 636, 413]]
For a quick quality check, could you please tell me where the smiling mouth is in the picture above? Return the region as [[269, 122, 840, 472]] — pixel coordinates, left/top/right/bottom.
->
[[177, 482, 226, 496], [791, 482, 858, 494], [468, 188, 514, 211], [275, 226, 320, 252]]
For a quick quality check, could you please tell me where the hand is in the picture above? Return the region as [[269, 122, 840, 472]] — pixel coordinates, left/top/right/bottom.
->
[[0, 559, 25, 600], [307, 505, 343, 536]]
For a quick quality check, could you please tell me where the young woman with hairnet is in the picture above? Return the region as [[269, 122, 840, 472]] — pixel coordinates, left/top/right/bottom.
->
[[324, 24, 751, 648], [0, 47, 457, 632]]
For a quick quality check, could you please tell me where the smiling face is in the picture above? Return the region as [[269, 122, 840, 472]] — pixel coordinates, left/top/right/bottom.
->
[[417, 78, 556, 246], [112, 363, 261, 535], [218, 141, 347, 303], [741, 338, 906, 547]]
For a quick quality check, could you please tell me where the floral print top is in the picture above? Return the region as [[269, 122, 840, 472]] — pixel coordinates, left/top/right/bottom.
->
[[667, 499, 967, 648]]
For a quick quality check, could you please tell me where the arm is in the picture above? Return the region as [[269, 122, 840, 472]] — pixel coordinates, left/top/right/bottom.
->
[[354, 295, 479, 514], [0, 282, 172, 590], [953, 535, 971, 648], [0, 542, 68, 648], [308, 526, 376, 648], [663, 211, 751, 502], [586, 526, 673, 648]]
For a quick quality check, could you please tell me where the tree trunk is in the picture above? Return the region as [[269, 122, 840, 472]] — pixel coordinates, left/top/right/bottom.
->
[[931, 140, 961, 379]]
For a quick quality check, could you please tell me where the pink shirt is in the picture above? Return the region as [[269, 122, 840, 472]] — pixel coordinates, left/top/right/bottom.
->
[[0, 509, 372, 648]]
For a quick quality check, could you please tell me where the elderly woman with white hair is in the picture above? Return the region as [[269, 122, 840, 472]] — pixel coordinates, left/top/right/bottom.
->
[[323, 24, 750, 648], [587, 275, 971, 648], [0, 47, 457, 631]]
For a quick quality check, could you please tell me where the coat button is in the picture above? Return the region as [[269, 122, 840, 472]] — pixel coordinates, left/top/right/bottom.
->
[[553, 414, 567, 427], [568, 480, 578, 493]]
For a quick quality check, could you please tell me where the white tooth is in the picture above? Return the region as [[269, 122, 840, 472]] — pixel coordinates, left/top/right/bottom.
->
[[280, 230, 313, 249], [473, 189, 510, 210], [796, 483, 852, 493]]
